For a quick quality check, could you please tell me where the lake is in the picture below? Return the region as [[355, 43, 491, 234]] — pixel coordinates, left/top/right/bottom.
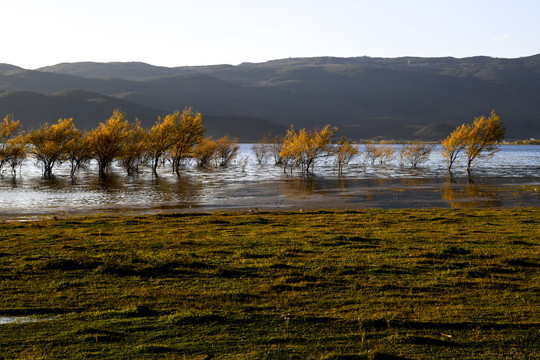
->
[[1, 145, 539, 219]]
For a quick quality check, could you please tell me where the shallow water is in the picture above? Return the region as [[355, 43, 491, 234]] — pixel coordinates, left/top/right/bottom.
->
[[0, 316, 39, 324], [0, 145, 539, 218]]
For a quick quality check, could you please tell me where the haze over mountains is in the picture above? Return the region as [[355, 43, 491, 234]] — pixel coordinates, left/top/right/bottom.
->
[[1, 55, 539, 141]]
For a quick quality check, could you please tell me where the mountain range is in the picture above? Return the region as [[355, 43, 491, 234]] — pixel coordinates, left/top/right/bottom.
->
[[1, 55, 539, 141]]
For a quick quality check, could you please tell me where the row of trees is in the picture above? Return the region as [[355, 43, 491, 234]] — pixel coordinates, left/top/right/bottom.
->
[[250, 110, 504, 175], [0, 109, 505, 178], [252, 126, 436, 175], [0, 108, 240, 178]]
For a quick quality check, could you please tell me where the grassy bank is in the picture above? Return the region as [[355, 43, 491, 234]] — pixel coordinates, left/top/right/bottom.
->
[[0, 209, 538, 359]]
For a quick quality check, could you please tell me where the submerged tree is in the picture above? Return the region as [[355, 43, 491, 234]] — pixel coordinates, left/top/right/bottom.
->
[[442, 110, 505, 174], [280, 125, 336, 174], [252, 135, 272, 165], [441, 123, 470, 172], [270, 135, 285, 165], [399, 141, 434, 168], [169, 107, 206, 175], [65, 130, 91, 178], [5, 135, 27, 176], [363, 142, 379, 165], [25, 118, 80, 178], [0, 114, 27, 175], [119, 119, 148, 175], [146, 113, 176, 176], [192, 136, 217, 168], [364, 142, 395, 165], [464, 110, 505, 174], [215, 135, 239, 167], [333, 137, 359, 175], [87, 109, 130, 177]]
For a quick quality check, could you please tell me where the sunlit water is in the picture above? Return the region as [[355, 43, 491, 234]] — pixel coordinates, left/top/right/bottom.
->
[[0, 316, 52, 324], [1, 145, 539, 218]]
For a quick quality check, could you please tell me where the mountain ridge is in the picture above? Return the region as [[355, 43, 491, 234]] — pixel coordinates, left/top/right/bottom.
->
[[0, 55, 538, 140]]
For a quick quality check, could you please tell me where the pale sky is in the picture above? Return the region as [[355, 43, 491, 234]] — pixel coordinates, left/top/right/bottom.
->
[[1, 0, 539, 69]]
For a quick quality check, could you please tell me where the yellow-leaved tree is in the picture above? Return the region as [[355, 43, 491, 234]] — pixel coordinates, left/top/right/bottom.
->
[[215, 135, 239, 167], [65, 130, 91, 178], [25, 118, 80, 178], [87, 109, 130, 177], [280, 125, 336, 174], [334, 137, 359, 175], [464, 110, 505, 174], [364, 142, 395, 165], [441, 123, 471, 172], [442, 110, 505, 174], [399, 141, 434, 168], [118, 119, 148, 175], [0, 114, 27, 175], [146, 113, 177, 176], [192, 136, 217, 168], [169, 107, 206, 175]]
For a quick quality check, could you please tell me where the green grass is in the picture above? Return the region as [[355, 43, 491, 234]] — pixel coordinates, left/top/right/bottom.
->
[[0, 209, 538, 359]]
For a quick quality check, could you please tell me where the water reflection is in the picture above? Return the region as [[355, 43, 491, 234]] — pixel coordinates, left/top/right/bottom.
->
[[150, 175, 203, 203], [442, 175, 503, 208], [92, 173, 125, 193], [400, 177, 432, 187], [40, 175, 68, 190], [280, 177, 319, 198]]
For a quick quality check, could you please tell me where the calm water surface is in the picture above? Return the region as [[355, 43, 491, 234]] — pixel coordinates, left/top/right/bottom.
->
[[1, 145, 539, 218]]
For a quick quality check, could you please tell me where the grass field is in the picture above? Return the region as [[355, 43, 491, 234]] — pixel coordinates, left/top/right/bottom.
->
[[0, 209, 538, 359]]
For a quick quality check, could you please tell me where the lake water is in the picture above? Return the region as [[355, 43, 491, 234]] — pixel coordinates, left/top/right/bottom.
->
[[1, 145, 539, 218]]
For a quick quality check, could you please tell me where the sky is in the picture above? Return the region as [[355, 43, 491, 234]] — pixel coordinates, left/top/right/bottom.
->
[[1, 0, 539, 69]]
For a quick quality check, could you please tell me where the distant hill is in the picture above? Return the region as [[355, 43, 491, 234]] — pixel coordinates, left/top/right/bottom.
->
[[203, 115, 287, 142], [38, 62, 185, 81], [0, 64, 23, 73], [0, 90, 164, 130], [0, 90, 284, 141], [1, 55, 539, 140]]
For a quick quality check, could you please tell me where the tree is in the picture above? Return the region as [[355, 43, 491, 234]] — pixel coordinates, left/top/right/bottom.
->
[[279, 125, 336, 174], [192, 136, 217, 168], [442, 110, 505, 174], [146, 113, 177, 176], [364, 142, 395, 165], [399, 141, 434, 168], [334, 137, 359, 175], [441, 123, 470, 172], [87, 109, 130, 177], [25, 118, 80, 178], [270, 135, 285, 165], [0, 114, 27, 175], [5, 135, 27, 176], [169, 107, 206, 175], [65, 131, 91, 178], [215, 135, 239, 167], [364, 142, 379, 165], [252, 135, 272, 165], [119, 119, 148, 175], [464, 110, 505, 174]]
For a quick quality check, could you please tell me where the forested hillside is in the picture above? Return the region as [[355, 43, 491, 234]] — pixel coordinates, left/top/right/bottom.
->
[[1, 55, 539, 140]]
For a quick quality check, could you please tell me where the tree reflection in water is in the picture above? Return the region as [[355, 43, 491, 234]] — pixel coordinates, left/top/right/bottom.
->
[[279, 177, 318, 199], [442, 174, 502, 208]]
